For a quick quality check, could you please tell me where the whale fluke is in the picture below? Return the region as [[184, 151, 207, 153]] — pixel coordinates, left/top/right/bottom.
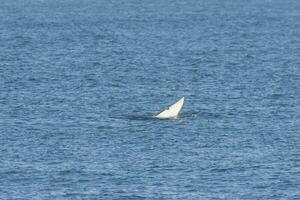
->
[[155, 97, 185, 119]]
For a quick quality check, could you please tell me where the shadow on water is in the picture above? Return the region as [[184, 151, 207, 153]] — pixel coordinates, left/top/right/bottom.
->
[[109, 113, 157, 121], [109, 114, 179, 121], [109, 111, 204, 121]]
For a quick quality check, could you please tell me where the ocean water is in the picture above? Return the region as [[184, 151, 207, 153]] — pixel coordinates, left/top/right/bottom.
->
[[1, 0, 300, 199]]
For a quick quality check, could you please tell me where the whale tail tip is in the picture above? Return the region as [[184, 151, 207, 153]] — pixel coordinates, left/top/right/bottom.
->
[[155, 97, 185, 119]]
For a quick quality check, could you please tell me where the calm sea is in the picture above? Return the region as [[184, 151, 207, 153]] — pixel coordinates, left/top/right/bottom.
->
[[1, 0, 300, 199]]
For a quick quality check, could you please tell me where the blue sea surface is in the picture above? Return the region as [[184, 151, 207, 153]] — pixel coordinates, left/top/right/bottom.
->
[[1, 0, 300, 199]]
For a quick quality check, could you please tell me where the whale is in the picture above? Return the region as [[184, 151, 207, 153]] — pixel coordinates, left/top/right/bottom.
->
[[155, 97, 185, 119]]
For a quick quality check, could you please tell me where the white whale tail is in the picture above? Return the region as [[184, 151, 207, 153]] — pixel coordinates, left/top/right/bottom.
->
[[155, 97, 185, 119]]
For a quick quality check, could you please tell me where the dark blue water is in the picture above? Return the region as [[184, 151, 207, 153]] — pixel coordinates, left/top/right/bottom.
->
[[1, 0, 300, 199]]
